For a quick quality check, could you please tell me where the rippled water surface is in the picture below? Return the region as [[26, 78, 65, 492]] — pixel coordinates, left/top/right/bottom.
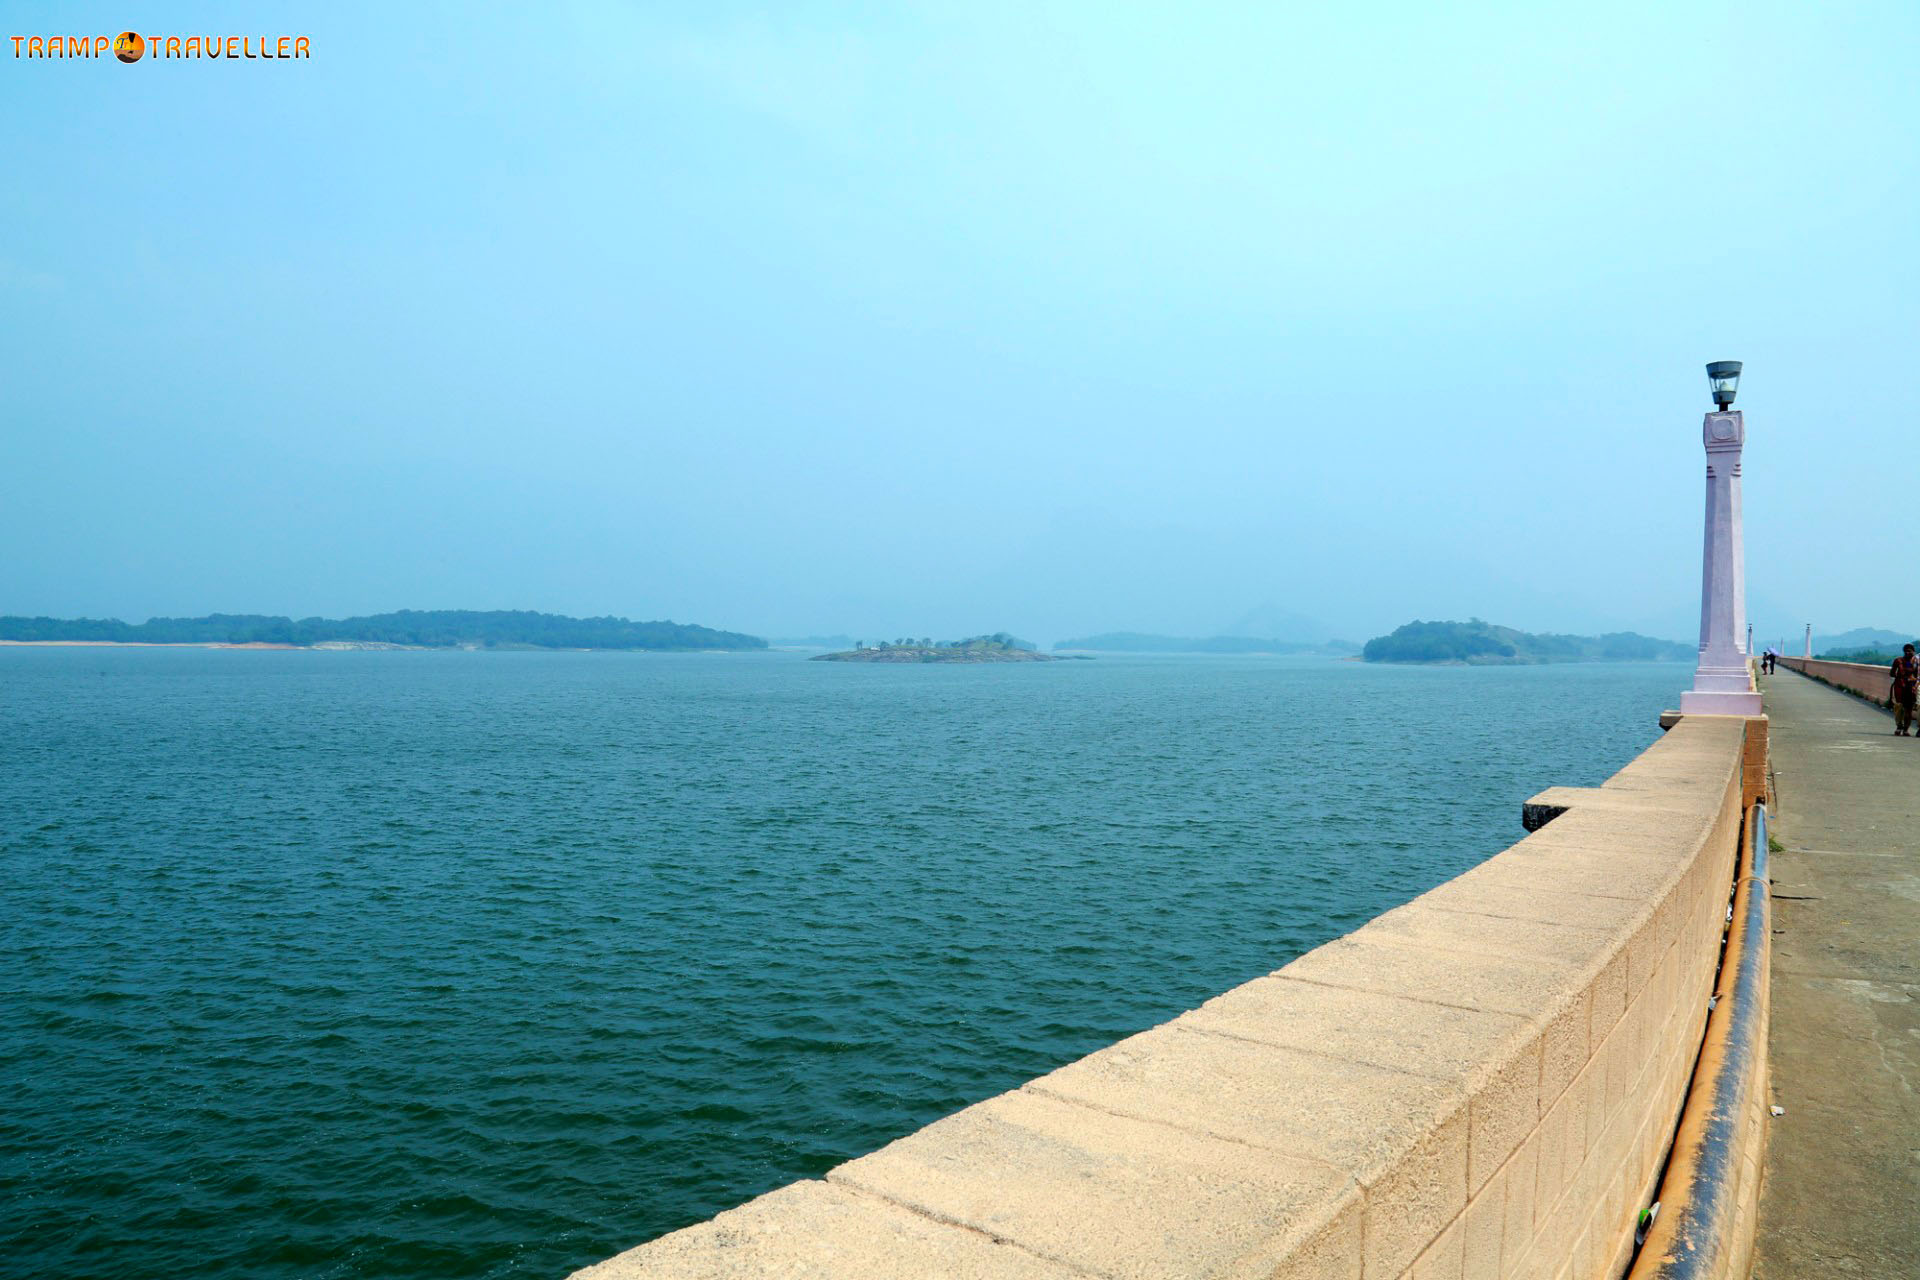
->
[[1, 648, 1683, 1278]]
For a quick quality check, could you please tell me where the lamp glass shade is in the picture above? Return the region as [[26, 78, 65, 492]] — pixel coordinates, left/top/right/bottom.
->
[[1706, 360, 1742, 408]]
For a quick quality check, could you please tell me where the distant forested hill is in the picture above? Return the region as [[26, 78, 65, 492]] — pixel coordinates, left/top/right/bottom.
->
[[1054, 632, 1358, 655], [1362, 619, 1692, 664], [1812, 627, 1914, 655], [0, 610, 765, 650], [1818, 648, 1903, 664]]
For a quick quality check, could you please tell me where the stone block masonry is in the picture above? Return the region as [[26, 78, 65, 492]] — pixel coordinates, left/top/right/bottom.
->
[[1631, 799, 1771, 1280], [573, 716, 1761, 1280]]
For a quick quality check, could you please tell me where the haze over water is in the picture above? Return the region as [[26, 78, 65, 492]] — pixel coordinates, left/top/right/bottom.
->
[[4, 649, 1680, 1279], [4, 4, 1917, 644]]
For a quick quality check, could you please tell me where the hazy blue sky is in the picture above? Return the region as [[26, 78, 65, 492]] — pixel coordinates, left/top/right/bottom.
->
[[3, 2, 1914, 645]]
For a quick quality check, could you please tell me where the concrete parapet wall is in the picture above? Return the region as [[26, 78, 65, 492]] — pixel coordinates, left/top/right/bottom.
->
[[1630, 804, 1770, 1280], [573, 717, 1757, 1280], [1776, 656, 1892, 707]]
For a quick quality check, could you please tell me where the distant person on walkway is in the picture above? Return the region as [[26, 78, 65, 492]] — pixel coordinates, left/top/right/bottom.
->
[[1891, 644, 1919, 736]]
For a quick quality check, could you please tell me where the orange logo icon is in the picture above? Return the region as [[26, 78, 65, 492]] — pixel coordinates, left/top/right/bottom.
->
[[113, 31, 143, 62]]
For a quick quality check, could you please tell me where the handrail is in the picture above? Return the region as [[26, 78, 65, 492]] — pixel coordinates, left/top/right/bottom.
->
[[1628, 802, 1770, 1278]]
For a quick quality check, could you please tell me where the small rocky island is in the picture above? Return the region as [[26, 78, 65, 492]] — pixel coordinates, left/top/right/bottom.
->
[[812, 633, 1060, 663]]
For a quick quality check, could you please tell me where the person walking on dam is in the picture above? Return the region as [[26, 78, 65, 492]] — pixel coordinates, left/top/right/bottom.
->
[[1891, 644, 1919, 735]]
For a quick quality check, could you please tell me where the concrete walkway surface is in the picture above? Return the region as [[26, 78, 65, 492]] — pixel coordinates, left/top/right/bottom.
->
[[1753, 668, 1920, 1277]]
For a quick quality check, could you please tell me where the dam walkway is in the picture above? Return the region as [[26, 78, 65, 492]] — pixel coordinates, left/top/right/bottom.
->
[[1755, 667, 1920, 1276]]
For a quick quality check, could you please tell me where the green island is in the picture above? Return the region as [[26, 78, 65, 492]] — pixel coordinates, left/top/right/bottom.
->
[[812, 633, 1058, 663], [1362, 618, 1693, 664], [0, 610, 766, 651]]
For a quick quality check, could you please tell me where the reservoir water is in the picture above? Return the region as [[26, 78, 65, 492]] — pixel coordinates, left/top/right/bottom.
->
[[1, 648, 1681, 1279]]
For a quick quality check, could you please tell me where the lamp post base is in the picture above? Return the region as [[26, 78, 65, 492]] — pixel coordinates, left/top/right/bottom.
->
[[1679, 689, 1763, 716]]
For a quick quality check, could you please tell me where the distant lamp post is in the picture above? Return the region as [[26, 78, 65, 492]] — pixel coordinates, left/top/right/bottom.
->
[[1707, 360, 1743, 410], [1680, 360, 1763, 715]]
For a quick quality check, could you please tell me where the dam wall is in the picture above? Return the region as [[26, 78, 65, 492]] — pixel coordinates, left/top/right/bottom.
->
[[1776, 655, 1892, 707], [574, 715, 1768, 1280]]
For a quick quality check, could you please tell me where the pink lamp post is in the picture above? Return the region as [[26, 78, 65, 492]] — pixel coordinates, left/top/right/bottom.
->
[[1680, 361, 1764, 716]]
